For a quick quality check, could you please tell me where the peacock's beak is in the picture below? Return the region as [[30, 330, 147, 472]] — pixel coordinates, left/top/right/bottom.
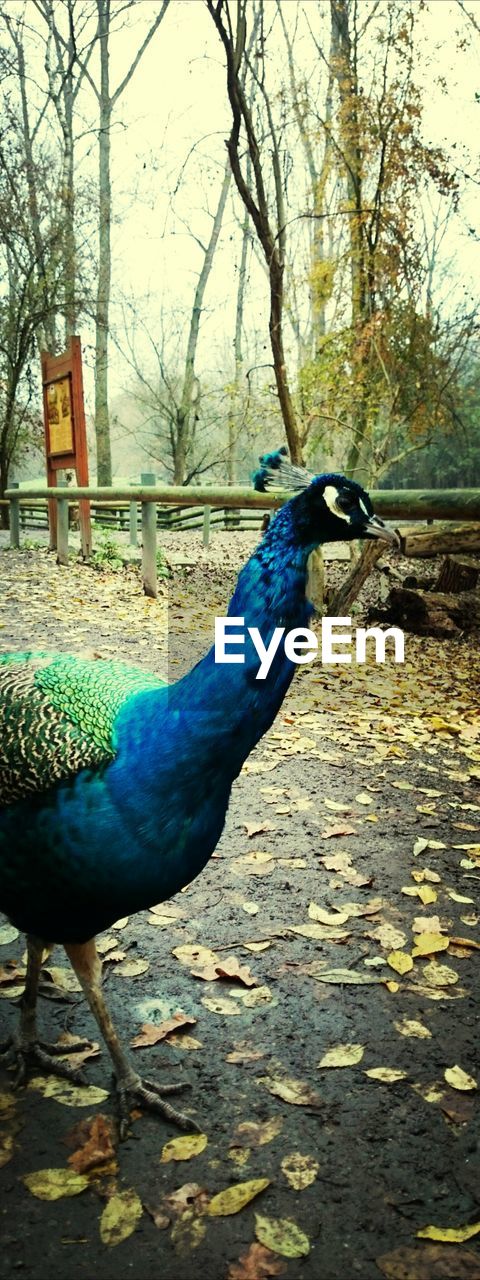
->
[[364, 515, 401, 550]]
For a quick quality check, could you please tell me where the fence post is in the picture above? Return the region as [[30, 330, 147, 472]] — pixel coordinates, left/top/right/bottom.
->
[[203, 504, 211, 548], [9, 482, 20, 549], [129, 489, 138, 546], [57, 480, 69, 566], [141, 472, 157, 598]]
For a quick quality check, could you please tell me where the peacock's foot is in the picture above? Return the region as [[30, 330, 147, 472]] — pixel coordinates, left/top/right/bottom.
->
[[114, 1070, 200, 1140], [0, 1035, 91, 1087]]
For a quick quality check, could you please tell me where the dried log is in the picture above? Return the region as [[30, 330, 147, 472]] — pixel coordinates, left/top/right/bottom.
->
[[328, 540, 386, 615], [382, 586, 480, 637], [435, 555, 480, 593], [400, 522, 480, 559]]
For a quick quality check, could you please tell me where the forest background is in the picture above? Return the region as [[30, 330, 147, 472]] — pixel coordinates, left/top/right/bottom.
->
[[0, 0, 479, 511]]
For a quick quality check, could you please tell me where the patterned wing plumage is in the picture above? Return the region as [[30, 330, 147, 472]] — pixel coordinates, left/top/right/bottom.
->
[[0, 651, 166, 806]]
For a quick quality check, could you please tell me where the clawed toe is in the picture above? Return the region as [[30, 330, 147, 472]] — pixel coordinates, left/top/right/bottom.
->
[[0, 1037, 87, 1087], [114, 1072, 200, 1139]]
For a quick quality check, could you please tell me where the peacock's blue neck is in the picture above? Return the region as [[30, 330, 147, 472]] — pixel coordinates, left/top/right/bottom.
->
[[167, 505, 319, 776]]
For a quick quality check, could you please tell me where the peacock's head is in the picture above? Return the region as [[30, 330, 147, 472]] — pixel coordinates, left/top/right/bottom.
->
[[253, 448, 400, 549]]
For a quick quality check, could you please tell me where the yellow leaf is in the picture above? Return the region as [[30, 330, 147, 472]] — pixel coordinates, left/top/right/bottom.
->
[[208, 1178, 269, 1216], [100, 1188, 143, 1246], [387, 951, 414, 975], [412, 1081, 446, 1104], [384, 980, 400, 993], [234, 1117, 283, 1147], [28, 1077, 108, 1107], [355, 792, 373, 805], [23, 1168, 88, 1200], [394, 1018, 431, 1039], [173, 945, 219, 967], [289, 923, 349, 941], [444, 1066, 477, 1092], [318, 1043, 364, 1068], [423, 961, 459, 987], [307, 902, 349, 925], [255, 1213, 310, 1258], [115, 957, 149, 978], [160, 1133, 208, 1163], [417, 1221, 480, 1243], [418, 885, 438, 905], [201, 996, 242, 1016], [281, 1153, 318, 1190], [257, 1075, 320, 1107], [447, 890, 474, 904], [364, 1068, 407, 1083], [412, 933, 450, 957]]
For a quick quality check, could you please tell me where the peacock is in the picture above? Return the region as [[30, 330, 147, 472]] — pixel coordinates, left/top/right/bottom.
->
[[0, 457, 399, 1135]]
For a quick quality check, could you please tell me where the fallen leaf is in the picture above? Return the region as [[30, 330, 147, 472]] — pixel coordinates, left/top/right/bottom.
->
[[227, 1241, 286, 1279], [412, 933, 450, 957], [289, 924, 350, 941], [232, 1117, 283, 1148], [257, 1075, 320, 1107], [41, 965, 81, 993], [100, 1188, 143, 1246], [0, 924, 19, 945], [355, 792, 373, 805], [160, 1133, 208, 1163], [208, 1178, 269, 1216], [369, 923, 407, 951], [417, 1222, 480, 1243], [280, 1152, 318, 1190], [318, 1043, 364, 1068], [255, 1213, 310, 1258], [444, 1066, 477, 1092], [313, 969, 382, 985], [387, 952, 414, 975], [111, 917, 129, 929], [376, 1244, 480, 1278], [28, 1077, 109, 1107], [447, 891, 474, 905], [412, 916, 442, 935], [173, 944, 219, 967], [449, 936, 480, 951], [244, 821, 274, 838], [320, 824, 357, 839], [307, 902, 349, 925], [238, 986, 274, 1008], [413, 838, 430, 857], [423, 961, 459, 987], [191, 957, 258, 986], [115, 957, 149, 978], [131, 1013, 196, 1048], [364, 1068, 407, 1083], [201, 996, 242, 1016], [23, 1168, 88, 1200], [394, 1018, 431, 1039], [242, 903, 259, 916], [68, 1115, 115, 1174]]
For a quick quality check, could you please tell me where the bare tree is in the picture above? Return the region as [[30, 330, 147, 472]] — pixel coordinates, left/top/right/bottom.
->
[[207, 0, 304, 464], [63, 0, 171, 483]]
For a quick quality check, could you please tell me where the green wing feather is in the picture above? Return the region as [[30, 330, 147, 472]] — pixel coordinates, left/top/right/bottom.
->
[[0, 651, 165, 806]]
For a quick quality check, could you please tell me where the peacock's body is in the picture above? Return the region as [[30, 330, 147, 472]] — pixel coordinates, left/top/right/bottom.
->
[[0, 464, 399, 1133]]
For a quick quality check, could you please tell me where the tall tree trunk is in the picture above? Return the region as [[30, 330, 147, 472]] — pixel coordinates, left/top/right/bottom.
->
[[227, 192, 250, 484], [207, 0, 303, 466], [173, 160, 231, 484], [94, 0, 113, 484], [330, 0, 371, 478]]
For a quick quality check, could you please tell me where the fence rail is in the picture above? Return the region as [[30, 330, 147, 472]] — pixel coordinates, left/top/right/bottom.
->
[[4, 484, 480, 599]]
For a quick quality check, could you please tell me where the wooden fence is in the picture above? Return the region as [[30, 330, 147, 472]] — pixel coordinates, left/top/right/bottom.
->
[[4, 484, 480, 599]]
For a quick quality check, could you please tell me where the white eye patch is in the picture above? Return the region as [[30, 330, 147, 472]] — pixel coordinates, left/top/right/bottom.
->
[[323, 484, 350, 523]]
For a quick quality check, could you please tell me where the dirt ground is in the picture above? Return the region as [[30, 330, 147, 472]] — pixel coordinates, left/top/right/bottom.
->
[[0, 533, 479, 1280]]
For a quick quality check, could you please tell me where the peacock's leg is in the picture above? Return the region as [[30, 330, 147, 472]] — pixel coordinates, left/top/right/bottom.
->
[[0, 934, 90, 1084], [65, 938, 199, 1139]]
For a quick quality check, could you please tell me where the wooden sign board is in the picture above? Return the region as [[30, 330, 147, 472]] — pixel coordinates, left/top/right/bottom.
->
[[41, 336, 91, 556]]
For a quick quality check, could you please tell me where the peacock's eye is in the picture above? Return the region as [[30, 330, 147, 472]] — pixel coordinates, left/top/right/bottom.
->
[[337, 490, 357, 513]]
